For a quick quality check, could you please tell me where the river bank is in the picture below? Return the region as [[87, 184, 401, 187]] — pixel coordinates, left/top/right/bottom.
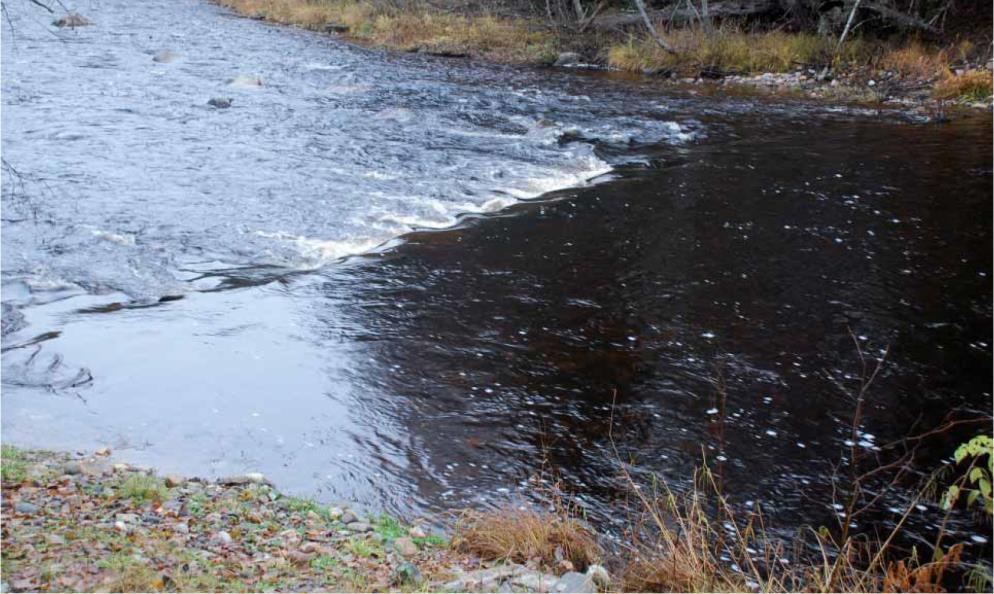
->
[[213, 0, 992, 113], [0, 446, 611, 593], [3, 445, 990, 592]]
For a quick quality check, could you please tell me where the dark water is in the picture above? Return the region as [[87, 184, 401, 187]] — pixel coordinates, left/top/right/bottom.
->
[[2, 0, 991, 557]]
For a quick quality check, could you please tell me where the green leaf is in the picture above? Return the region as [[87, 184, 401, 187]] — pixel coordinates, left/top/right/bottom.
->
[[967, 490, 980, 506], [979, 479, 992, 498], [970, 467, 986, 483]]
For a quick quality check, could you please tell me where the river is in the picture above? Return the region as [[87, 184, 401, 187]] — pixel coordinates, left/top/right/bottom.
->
[[2, 0, 991, 554]]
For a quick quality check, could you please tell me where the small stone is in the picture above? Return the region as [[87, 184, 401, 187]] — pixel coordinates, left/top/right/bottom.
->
[[328, 506, 344, 520], [46, 534, 66, 546], [346, 521, 373, 533], [393, 536, 419, 557], [392, 562, 422, 585], [174, 523, 189, 534], [14, 501, 38, 514], [115, 513, 139, 524], [94, 447, 111, 456], [114, 521, 128, 533], [207, 98, 233, 109], [867, 79, 876, 87], [164, 474, 185, 488], [341, 510, 358, 524], [214, 531, 233, 545], [112, 463, 130, 472], [408, 525, 427, 539], [61, 461, 82, 475]]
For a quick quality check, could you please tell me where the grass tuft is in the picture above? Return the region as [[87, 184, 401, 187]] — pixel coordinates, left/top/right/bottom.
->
[[453, 505, 601, 571], [119, 473, 169, 504], [1, 445, 28, 484], [933, 69, 993, 101]]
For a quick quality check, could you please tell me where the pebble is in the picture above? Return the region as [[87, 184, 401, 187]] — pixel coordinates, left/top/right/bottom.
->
[[341, 510, 358, 524], [94, 447, 111, 456], [347, 521, 373, 533], [14, 501, 38, 514], [213, 530, 233, 545], [114, 521, 128, 533], [409, 525, 427, 538], [174, 523, 190, 534], [328, 506, 344, 520], [61, 461, 82, 475], [393, 536, 419, 557]]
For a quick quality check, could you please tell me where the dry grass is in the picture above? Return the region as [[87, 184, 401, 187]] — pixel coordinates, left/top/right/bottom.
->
[[453, 506, 602, 571], [607, 26, 874, 76], [933, 69, 993, 101], [215, 0, 556, 63]]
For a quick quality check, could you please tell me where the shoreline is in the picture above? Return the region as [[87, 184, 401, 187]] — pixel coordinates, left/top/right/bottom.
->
[[212, 0, 993, 116], [0, 446, 609, 593]]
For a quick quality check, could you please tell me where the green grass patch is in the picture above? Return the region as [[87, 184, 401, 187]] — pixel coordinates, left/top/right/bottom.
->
[[1, 445, 28, 483], [374, 514, 406, 540], [413, 534, 447, 548], [119, 473, 169, 504]]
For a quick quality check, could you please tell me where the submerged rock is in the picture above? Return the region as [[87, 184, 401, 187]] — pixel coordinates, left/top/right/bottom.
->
[[228, 74, 263, 88], [53, 13, 92, 28], [207, 98, 233, 109], [153, 50, 180, 63]]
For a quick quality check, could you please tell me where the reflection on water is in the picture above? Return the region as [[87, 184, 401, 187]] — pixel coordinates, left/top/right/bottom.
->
[[2, 0, 991, 558]]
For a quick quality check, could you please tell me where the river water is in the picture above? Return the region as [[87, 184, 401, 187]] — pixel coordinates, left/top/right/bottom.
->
[[2, 0, 991, 554]]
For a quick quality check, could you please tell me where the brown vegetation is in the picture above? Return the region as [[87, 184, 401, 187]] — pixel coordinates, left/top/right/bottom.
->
[[453, 506, 602, 570]]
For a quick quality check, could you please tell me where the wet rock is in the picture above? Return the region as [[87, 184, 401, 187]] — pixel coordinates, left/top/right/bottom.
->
[[340, 510, 358, 524], [114, 520, 128, 533], [153, 50, 180, 63], [94, 447, 111, 456], [328, 506, 344, 520], [408, 525, 427, 538], [554, 52, 582, 67], [14, 501, 38, 514], [346, 521, 373, 533], [164, 474, 185, 488], [552, 571, 597, 593], [53, 13, 92, 28], [207, 98, 233, 109], [392, 562, 423, 585], [393, 536, 419, 557]]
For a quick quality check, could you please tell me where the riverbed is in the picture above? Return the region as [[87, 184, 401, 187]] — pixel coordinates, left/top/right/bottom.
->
[[2, 0, 991, 553]]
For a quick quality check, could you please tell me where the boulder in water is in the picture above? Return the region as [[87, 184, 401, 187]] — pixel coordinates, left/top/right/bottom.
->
[[207, 97, 233, 109], [53, 13, 93, 28]]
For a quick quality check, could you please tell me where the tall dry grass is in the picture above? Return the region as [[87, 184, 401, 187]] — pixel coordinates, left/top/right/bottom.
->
[[214, 0, 556, 63]]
